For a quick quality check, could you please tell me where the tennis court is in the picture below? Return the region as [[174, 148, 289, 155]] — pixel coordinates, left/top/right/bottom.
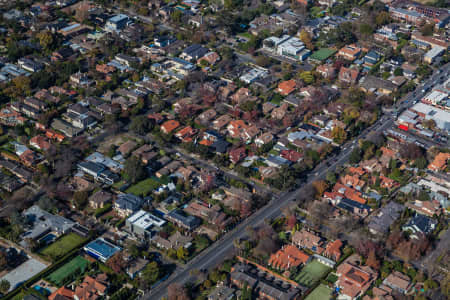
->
[[47, 256, 88, 286], [310, 48, 337, 61], [305, 284, 333, 300], [295, 260, 331, 287]]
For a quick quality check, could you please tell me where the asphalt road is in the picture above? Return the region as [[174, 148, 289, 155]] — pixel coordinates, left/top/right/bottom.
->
[[143, 63, 450, 300], [143, 110, 393, 300]]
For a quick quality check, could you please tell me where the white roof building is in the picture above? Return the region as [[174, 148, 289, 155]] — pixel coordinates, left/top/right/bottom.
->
[[422, 90, 448, 105], [411, 103, 450, 131]]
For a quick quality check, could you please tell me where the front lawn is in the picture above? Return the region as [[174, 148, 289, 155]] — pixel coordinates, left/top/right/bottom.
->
[[40, 233, 87, 261], [126, 177, 161, 197]]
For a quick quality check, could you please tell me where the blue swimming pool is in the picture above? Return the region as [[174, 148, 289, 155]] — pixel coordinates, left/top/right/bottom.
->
[[40, 233, 56, 244], [34, 285, 51, 295]]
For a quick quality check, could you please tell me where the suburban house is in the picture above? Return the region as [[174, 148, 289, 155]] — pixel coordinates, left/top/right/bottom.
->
[[125, 210, 166, 239], [337, 44, 362, 61], [368, 202, 404, 235], [114, 194, 144, 217], [382, 271, 412, 294], [165, 209, 201, 231], [268, 245, 310, 271], [161, 120, 180, 134], [89, 190, 113, 209], [152, 231, 193, 250], [402, 214, 437, 239], [277, 79, 297, 96], [336, 254, 377, 300], [339, 67, 359, 85], [292, 229, 325, 253], [323, 239, 343, 262]]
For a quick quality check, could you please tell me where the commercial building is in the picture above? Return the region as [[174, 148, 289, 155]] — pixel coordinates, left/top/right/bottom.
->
[[410, 103, 450, 131]]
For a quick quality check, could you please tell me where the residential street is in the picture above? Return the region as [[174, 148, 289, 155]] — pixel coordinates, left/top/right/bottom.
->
[[141, 64, 449, 299]]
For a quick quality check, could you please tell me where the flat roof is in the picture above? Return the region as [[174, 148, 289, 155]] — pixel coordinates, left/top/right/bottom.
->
[[127, 209, 166, 228], [1, 258, 48, 292], [108, 14, 129, 23], [84, 238, 121, 259]]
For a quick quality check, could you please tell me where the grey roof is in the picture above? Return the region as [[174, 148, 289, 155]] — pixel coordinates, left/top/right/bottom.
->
[[368, 201, 404, 234], [22, 205, 75, 240], [116, 194, 143, 211], [404, 214, 436, 234], [0, 258, 47, 292]]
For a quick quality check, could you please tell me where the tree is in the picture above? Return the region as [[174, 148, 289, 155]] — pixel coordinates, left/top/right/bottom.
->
[[349, 148, 362, 164], [312, 180, 328, 198], [393, 67, 403, 76], [299, 71, 315, 84], [326, 171, 337, 185], [168, 283, 190, 300], [375, 11, 391, 26], [359, 24, 374, 37], [123, 156, 146, 183], [420, 23, 434, 36], [0, 279, 10, 294], [37, 31, 54, 50], [0, 252, 6, 271], [331, 126, 347, 144], [130, 116, 154, 135], [141, 261, 160, 287], [107, 252, 126, 273], [177, 246, 188, 261], [299, 30, 313, 50], [7, 76, 31, 98], [73, 191, 89, 209], [366, 249, 380, 270]]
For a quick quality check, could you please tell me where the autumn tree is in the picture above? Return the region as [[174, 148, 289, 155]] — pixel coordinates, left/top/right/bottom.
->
[[6, 76, 31, 98], [177, 246, 188, 261], [299, 30, 313, 50], [168, 283, 190, 300], [375, 11, 391, 26], [37, 31, 54, 51], [331, 126, 347, 144], [106, 252, 126, 273], [312, 180, 328, 198], [366, 249, 380, 270]]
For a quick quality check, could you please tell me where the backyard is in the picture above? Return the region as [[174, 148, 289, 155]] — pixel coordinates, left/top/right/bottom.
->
[[40, 233, 87, 261], [294, 260, 332, 287], [305, 284, 333, 300], [126, 177, 162, 197], [46, 256, 89, 286]]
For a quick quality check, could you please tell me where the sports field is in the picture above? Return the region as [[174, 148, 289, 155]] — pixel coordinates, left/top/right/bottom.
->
[[295, 260, 331, 287], [40, 233, 86, 261], [47, 256, 88, 286], [305, 284, 333, 300]]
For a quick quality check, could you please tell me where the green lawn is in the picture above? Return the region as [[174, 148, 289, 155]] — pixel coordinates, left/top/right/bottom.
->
[[310, 48, 337, 61], [295, 260, 332, 287], [47, 256, 89, 286], [305, 284, 333, 300], [40, 233, 86, 261], [126, 177, 161, 196]]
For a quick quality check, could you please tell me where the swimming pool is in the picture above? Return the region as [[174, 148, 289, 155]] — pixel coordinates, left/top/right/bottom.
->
[[33, 285, 51, 295]]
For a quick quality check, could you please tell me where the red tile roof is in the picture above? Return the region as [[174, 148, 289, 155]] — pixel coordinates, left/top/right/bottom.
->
[[268, 245, 310, 270]]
